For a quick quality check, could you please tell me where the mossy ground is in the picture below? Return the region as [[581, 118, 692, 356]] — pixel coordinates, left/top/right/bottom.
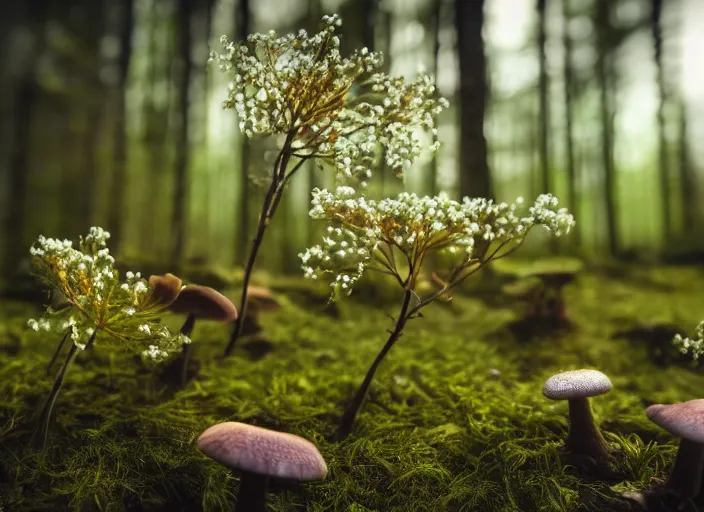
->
[[1, 263, 704, 512]]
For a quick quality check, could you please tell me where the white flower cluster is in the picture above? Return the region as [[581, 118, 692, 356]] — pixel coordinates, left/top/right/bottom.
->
[[300, 187, 575, 295], [27, 227, 183, 361], [209, 14, 448, 183], [673, 321, 704, 360]]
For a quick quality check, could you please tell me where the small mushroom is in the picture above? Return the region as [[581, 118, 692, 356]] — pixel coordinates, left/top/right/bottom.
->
[[543, 369, 612, 462], [646, 399, 704, 498], [241, 286, 281, 336], [168, 285, 237, 386], [197, 422, 328, 512], [148, 273, 183, 307], [246, 286, 281, 313]]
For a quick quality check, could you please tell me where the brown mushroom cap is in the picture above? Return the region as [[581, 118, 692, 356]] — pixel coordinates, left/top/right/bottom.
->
[[198, 422, 328, 481], [148, 273, 183, 307], [646, 399, 704, 443], [246, 286, 281, 313], [542, 369, 612, 400], [168, 285, 238, 322]]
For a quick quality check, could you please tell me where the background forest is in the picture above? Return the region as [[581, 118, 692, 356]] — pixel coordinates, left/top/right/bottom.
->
[[0, 0, 703, 278]]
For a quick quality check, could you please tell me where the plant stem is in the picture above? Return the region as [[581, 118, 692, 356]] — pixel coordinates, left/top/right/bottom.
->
[[224, 136, 296, 358], [35, 333, 89, 449], [46, 328, 71, 376], [329, 288, 414, 442], [179, 313, 196, 387]]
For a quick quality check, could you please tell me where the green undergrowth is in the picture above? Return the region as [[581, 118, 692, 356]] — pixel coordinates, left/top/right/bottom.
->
[[1, 264, 704, 511]]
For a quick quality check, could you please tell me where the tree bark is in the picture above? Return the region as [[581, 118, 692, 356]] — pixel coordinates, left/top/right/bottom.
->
[[595, 0, 618, 255], [236, 0, 251, 260], [428, 0, 442, 197], [677, 100, 696, 235], [537, 0, 550, 195], [80, 0, 108, 230], [171, 0, 194, 267], [4, 0, 47, 276], [651, 0, 671, 244], [455, 0, 492, 200], [561, 0, 577, 248], [107, 0, 134, 255]]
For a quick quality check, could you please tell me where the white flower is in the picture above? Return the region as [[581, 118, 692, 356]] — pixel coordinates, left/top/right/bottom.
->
[[674, 321, 704, 360], [300, 187, 574, 297], [27, 227, 183, 362], [209, 14, 448, 185]]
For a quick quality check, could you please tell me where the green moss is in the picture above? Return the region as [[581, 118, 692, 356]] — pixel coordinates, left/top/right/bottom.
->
[[1, 265, 704, 511]]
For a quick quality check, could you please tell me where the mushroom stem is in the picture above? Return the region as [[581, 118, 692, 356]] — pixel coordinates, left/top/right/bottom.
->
[[667, 438, 704, 498], [235, 471, 269, 512], [179, 313, 196, 387], [566, 397, 610, 461], [330, 288, 413, 442]]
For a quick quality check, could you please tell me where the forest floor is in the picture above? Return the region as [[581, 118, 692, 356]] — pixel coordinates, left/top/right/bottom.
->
[[1, 262, 704, 512]]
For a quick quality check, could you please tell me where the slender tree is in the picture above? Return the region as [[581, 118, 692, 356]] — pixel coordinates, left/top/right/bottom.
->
[[455, 0, 492, 200], [537, 0, 550, 196], [428, 0, 443, 196], [561, 0, 577, 247], [236, 0, 252, 261], [650, 0, 671, 244], [4, 0, 48, 276], [142, 0, 173, 251], [594, 0, 618, 255], [677, 99, 696, 235], [170, 0, 194, 266], [107, 0, 135, 255], [79, 0, 108, 229]]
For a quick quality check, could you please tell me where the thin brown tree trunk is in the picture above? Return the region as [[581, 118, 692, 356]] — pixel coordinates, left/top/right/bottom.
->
[[537, 0, 550, 195], [677, 100, 696, 235], [562, 0, 578, 249], [4, 0, 47, 276], [80, 0, 108, 229], [428, 0, 442, 196], [651, 0, 671, 244], [455, 0, 492, 200], [143, 0, 171, 251], [236, 0, 251, 261], [595, 0, 618, 255], [107, 0, 134, 255], [171, 0, 194, 267]]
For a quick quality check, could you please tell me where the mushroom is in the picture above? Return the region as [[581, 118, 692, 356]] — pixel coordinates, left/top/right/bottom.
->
[[543, 369, 612, 462], [168, 285, 237, 386], [646, 399, 704, 498], [197, 422, 328, 512], [242, 286, 281, 336], [148, 273, 183, 307]]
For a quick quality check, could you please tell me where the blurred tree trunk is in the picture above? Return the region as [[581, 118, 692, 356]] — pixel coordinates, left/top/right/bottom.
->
[[537, 0, 550, 195], [361, 0, 377, 51], [4, 0, 47, 275], [374, 3, 391, 197], [595, 0, 618, 255], [80, 0, 108, 229], [561, 0, 578, 248], [171, 0, 194, 266], [428, 0, 442, 196], [107, 0, 134, 255], [143, 0, 172, 251], [677, 100, 696, 234], [650, 0, 671, 244], [236, 0, 251, 260], [455, 0, 492, 200]]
